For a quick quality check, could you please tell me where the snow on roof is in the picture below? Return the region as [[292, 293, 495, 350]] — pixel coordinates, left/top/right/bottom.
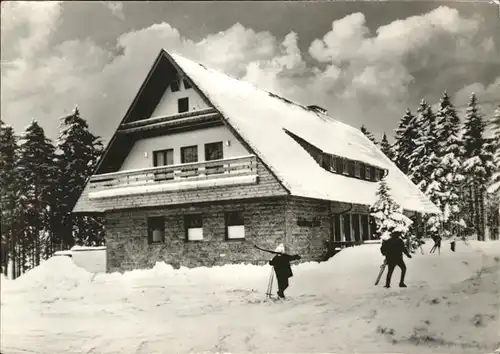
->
[[169, 52, 440, 214], [70, 245, 107, 251]]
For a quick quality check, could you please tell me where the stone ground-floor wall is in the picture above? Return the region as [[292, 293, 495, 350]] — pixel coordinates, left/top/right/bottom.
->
[[285, 198, 331, 261], [105, 197, 288, 272], [104, 197, 382, 272]]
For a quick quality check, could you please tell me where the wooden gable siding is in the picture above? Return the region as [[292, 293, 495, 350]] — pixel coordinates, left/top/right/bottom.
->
[[73, 159, 288, 213]]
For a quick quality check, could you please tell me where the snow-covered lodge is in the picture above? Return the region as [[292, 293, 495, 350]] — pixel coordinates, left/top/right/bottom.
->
[[73, 49, 439, 272]]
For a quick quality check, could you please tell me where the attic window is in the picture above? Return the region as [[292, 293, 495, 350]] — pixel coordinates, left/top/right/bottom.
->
[[178, 97, 189, 113], [171, 79, 180, 92], [183, 78, 192, 89]]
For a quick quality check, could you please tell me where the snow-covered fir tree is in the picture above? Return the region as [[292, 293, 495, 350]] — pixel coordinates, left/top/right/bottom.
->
[[380, 133, 395, 161], [428, 91, 466, 238], [0, 119, 19, 277], [462, 93, 495, 240], [17, 120, 58, 270], [487, 106, 500, 200], [360, 125, 378, 146], [57, 107, 104, 248], [369, 178, 420, 251], [393, 109, 418, 175], [407, 100, 442, 238], [407, 102, 440, 190]]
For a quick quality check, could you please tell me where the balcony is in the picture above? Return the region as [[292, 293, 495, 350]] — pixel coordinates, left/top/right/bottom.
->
[[87, 155, 258, 199]]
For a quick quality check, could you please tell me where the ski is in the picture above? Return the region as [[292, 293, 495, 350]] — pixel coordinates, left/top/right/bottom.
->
[[374, 260, 387, 286], [254, 244, 286, 255]]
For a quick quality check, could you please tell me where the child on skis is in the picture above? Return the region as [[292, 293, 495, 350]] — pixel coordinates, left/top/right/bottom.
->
[[269, 244, 301, 298]]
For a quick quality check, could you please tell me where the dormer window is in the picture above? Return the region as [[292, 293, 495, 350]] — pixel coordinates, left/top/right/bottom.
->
[[354, 162, 361, 178], [365, 165, 371, 180], [328, 155, 336, 173], [284, 129, 383, 183], [336, 157, 344, 174], [360, 163, 366, 179], [322, 154, 335, 172], [348, 161, 355, 176], [342, 159, 348, 175]]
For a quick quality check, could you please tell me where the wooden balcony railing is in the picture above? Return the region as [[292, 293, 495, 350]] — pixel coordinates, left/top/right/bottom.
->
[[88, 155, 257, 192]]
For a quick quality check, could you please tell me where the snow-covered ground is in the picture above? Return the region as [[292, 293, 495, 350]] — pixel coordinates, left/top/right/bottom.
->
[[1, 239, 499, 354]]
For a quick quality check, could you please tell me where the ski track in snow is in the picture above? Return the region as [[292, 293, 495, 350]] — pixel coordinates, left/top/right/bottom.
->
[[1, 240, 500, 354]]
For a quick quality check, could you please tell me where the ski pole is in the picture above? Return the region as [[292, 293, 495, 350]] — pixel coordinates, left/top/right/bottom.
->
[[266, 268, 274, 298]]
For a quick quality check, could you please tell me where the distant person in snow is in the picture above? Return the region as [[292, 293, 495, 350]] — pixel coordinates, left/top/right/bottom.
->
[[380, 231, 412, 288], [269, 244, 301, 298], [430, 235, 442, 254], [450, 237, 456, 252]]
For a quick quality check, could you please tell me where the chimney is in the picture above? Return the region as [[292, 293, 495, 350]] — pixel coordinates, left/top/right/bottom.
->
[[307, 105, 328, 115]]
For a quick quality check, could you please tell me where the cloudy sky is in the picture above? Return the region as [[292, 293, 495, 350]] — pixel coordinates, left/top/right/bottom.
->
[[1, 1, 499, 144]]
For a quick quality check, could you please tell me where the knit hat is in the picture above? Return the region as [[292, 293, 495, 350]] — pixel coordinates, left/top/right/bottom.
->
[[275, 244, 285, 253], [380, 232, 391, 241]]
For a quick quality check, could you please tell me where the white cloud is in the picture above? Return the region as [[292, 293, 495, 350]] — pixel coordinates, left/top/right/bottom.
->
[[1, 4, 499, 144], [0, 1, 62, 60], [102, 1, 125, 21]]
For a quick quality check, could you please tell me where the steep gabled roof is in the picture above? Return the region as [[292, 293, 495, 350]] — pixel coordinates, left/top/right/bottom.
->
[[164, 50, 440, 214]]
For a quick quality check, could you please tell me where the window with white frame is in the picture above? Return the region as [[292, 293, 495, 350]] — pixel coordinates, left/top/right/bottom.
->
[[148, 216, 165, 244], [181, 145, 198, 177], [226, 211, 245, 240], [185, 214, 203, 241], [205, 141, 224, 175], [153, 149, 174, 181]]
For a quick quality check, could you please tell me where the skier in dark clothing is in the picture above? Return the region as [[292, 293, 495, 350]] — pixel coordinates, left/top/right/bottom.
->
[[269, 244, 301, 298], [430, 235, 442, 254], [380, 231, 412, 288]]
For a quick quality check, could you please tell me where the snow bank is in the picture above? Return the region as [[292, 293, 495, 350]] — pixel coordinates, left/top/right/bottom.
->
[[2, 239, 499, 354], [1, 274, 10, 291], [13, 256, 93, 291]]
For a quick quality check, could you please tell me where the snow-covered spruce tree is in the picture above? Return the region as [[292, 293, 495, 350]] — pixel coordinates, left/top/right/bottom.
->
[[487, 106, 500, 201], [393, 109, 418, 175], [462, 93, 495, 240], [57, 107, 104, 248], [429, 91, 467, 238], [408, 100, 439, 187], [407, 100, 442, 238], [360, 125, 378, 146], [380, 133, 395, 161], [0, 119, 19, 277], [369, 178, 420, 251], [17, 120, 58, 271]]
